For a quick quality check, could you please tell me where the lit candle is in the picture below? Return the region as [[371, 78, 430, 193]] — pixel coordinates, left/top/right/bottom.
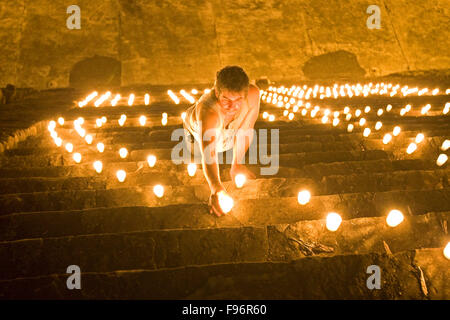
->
[[153, 185, 164, 198], [415, 133, 424, 144], [116, 170, 126, 182], [436, 154, 448, 166], [234, 174, 246, 188], [383, 133, 392, 144], [386, 209, 404, 227], [73, 152, 82, 163], [187, 163, 197, 176], [297, 190, 311, 205], [406, 143, 417, 154], [326, 212, 342, 231], [119, 147, 128, 159], [97, 142, 105, 153], [217, 190, 234, 214], [93, 161, 103, 173], [147, 155, 156, 167]]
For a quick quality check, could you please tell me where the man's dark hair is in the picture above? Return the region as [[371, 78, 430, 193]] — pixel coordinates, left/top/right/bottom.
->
[[215, 66, 249, 94]]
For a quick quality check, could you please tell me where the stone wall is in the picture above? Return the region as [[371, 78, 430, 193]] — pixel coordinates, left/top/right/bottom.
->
[[0, 0, 448, 89]]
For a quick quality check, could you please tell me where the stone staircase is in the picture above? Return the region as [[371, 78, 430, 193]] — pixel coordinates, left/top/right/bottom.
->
[[0, 87, 448, 299]]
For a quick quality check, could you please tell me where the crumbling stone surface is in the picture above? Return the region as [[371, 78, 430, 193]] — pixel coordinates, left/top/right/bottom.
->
[[1, 0, 449, 88]]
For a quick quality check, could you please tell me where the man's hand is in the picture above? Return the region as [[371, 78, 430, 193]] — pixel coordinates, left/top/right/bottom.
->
[[209, 187, 228, 217], [230, 164, 256, 184]]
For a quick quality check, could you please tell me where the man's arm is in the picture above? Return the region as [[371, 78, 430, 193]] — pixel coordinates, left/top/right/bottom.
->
[[198, 103, 224, 194], [232, 85, 261, 167]]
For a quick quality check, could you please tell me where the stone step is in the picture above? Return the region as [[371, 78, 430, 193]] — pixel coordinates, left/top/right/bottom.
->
[[0, 247, 447, 299], [1, 183, 449, 224], [0, 158, 437, 179], [0, 148, 391, 168], [0, 167, 448, 196], [0, 212, 448, 281]]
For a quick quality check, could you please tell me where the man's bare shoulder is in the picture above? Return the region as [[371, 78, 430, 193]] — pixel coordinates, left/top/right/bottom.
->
[[247, 84, 261, 111]]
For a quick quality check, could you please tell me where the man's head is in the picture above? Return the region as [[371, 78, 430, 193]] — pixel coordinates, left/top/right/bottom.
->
[[214, 66, 249, 115]]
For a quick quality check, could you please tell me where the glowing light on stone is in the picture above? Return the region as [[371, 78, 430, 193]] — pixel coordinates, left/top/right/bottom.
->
[[97, 142, 105, 153], [116, 170, 126, 182], [332, 118, 339, 126], [187, 163, 197, 176], [375, 121, 382, 130], [85, 134, 93, 145], [147, 155, 156, 167], [101, 116, 107, 123], [444, 242, 450, 260], [436, 154, 448, 166], [145, 94, 150, 105], [76, 117, 84, 125], [93, 161, 103, 173], [421, 104, 431, 115], [344, 106, 350, 114], [441, 140, 450, 151], [180, 90, 196, 104], [217, 190, 234, 214], [168, 90, 180, 104], [386, 104, 392, 112], [363, 128, 371, 137], [364, 106, 371, 113], [406, 143, 417, 154], [393, 126, 401, 136], [405, 104, 411, 112], [326, 212, 342, 232], [58, 117, 64, 125], [139, 115, 147, 126], [297, 190, 311, 205], [400, 109, 407, 116], [119, 147, 128, 158], [65, 143, 73, 153], [383, 134, 392, 144], [443, 103, 450, 115], [377, 109, 383, 116], [301, 109, 307, 116], [432, 88, 439, 95], [50, 131, 58, 139], [359, 118, 366, 126], [96, 119, 103, 127], [153, 185, 164, 198], [235, 174, 246, 188], [73, 152, 82, 163], [346, 114, 352, 121], [128, 94, 135, 106], [191, 89, 198, 95], [288, 113, 294, 120], [347, 124, 354, 132], [283, 110, 288, 117], [111, 94, 121, 106], [162, 117, 168, 126], [55, 137, 62, 147], [262, 112, 268, 119], [415, 133, 425, 144], [268, 115, 275, 122], [386, 209, 404, 227], [321, 116, 328, 124], [355, 109, 361, 117]]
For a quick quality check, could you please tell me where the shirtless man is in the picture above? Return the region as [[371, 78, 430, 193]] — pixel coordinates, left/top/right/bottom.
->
[[183, 66, 261, 217]]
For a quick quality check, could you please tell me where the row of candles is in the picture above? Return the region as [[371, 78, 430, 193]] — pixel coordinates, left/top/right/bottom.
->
[[77, 88, 208, 108], [267, 83, 447, 100], [260, 87, 449, 166]]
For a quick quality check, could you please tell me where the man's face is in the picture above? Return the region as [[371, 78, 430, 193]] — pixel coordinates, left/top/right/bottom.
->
[[216, 88, 247, 116]]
